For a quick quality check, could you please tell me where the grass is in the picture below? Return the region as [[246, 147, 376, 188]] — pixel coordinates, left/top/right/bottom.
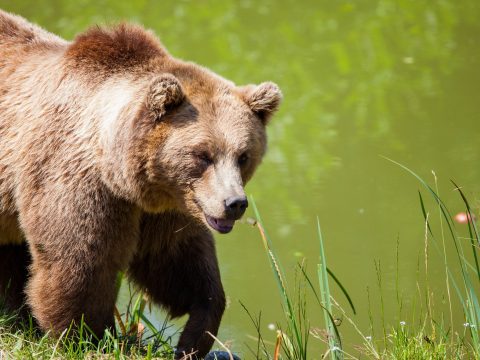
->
[[0, 285, 176, 360], [247, 201, 349, 360], [246, 162, 480, 359]]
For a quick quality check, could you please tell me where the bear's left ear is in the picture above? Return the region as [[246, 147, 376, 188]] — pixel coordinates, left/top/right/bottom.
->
[[239, 82, 283, 125], [146, 73, 184, 120]]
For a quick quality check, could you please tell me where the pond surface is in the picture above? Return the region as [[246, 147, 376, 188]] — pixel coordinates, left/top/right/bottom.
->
[[2, 1, 480, 357]]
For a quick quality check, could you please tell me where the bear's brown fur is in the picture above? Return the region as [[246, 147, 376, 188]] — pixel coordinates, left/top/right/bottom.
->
[[0, 9, 281, 358]]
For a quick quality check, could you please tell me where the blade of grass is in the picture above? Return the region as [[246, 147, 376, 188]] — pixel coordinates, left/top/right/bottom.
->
[[298, 265, 356, 315], [317, 218, 343, 360], [297, 264, 342, 343], [251, 197, 305, 359], [418, 191, 433, 236], [326, 268, 356, 315], [239, 301, 270, 360], [452, 181, 480, 280]]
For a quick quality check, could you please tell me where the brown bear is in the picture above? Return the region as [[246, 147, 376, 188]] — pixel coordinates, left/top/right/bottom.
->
[[0, 9, 281, 359]]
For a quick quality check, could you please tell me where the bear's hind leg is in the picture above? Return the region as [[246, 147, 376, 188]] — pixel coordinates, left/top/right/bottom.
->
[[0, 242, 31, 315]]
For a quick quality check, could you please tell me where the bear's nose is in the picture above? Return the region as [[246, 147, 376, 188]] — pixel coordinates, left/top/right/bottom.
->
[[225, 196, 248, 219]]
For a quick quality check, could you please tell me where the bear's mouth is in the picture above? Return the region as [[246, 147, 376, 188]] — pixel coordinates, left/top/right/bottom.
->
[[205, 215, 235, 234]]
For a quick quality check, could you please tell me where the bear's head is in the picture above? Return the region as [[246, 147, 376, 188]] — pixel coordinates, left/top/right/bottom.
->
[[99, 63, 281, 233], [139, 66, 281, 233]]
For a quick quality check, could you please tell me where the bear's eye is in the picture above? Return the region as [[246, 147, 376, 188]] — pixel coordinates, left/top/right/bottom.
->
[[238, 152, 249, 167], [196, 152, 213, 167]]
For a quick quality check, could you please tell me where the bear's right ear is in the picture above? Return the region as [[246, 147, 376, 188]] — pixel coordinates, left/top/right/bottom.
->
[[146, 74, 184, 120], [238, 82, 282, 125]]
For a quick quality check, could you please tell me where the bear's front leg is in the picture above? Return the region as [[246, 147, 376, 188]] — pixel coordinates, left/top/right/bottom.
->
[[19, 184, 140, 338], [27, 251, 118, 336], [129, 212, 226, 359]]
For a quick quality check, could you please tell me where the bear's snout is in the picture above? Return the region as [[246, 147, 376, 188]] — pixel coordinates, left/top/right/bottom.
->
[[224, 195, 248, 220]]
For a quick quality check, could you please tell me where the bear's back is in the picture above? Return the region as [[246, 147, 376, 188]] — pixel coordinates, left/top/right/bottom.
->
[[0, 9, 67, 86], [0, 9, 65, 46], [0, 10, 68, 220]]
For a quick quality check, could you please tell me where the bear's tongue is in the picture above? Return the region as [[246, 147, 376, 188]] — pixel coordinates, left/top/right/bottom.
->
[[205, 215, 235, 234]]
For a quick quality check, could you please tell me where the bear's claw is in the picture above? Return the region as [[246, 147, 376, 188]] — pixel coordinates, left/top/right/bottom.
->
[[204, 351, 241, 360]]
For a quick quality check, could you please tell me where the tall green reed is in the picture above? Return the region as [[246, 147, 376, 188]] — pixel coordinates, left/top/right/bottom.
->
[[250, 198, 355, 359], [385, 158, 480, 357]]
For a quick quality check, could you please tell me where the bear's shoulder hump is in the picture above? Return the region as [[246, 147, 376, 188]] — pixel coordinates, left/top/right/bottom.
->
[[66, 23, 167, 73]]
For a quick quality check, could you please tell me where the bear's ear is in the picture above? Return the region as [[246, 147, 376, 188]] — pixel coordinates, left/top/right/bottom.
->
[[146, 73, 184, 120], [239, 82, 282, 124]]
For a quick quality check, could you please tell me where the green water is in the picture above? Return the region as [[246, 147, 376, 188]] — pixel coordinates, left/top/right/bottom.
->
[[2, 1, 480, 357]]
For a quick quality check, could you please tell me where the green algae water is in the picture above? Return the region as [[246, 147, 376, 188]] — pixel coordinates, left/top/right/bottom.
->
[[2, 1, 480, 357]]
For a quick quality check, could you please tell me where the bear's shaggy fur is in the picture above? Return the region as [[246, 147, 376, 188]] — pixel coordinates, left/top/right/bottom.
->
[[0, 9, 282, 358]]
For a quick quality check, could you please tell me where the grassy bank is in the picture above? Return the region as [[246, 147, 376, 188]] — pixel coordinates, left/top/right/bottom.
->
[[248, 163, 479, 359], [0, 288, 175, 359]]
